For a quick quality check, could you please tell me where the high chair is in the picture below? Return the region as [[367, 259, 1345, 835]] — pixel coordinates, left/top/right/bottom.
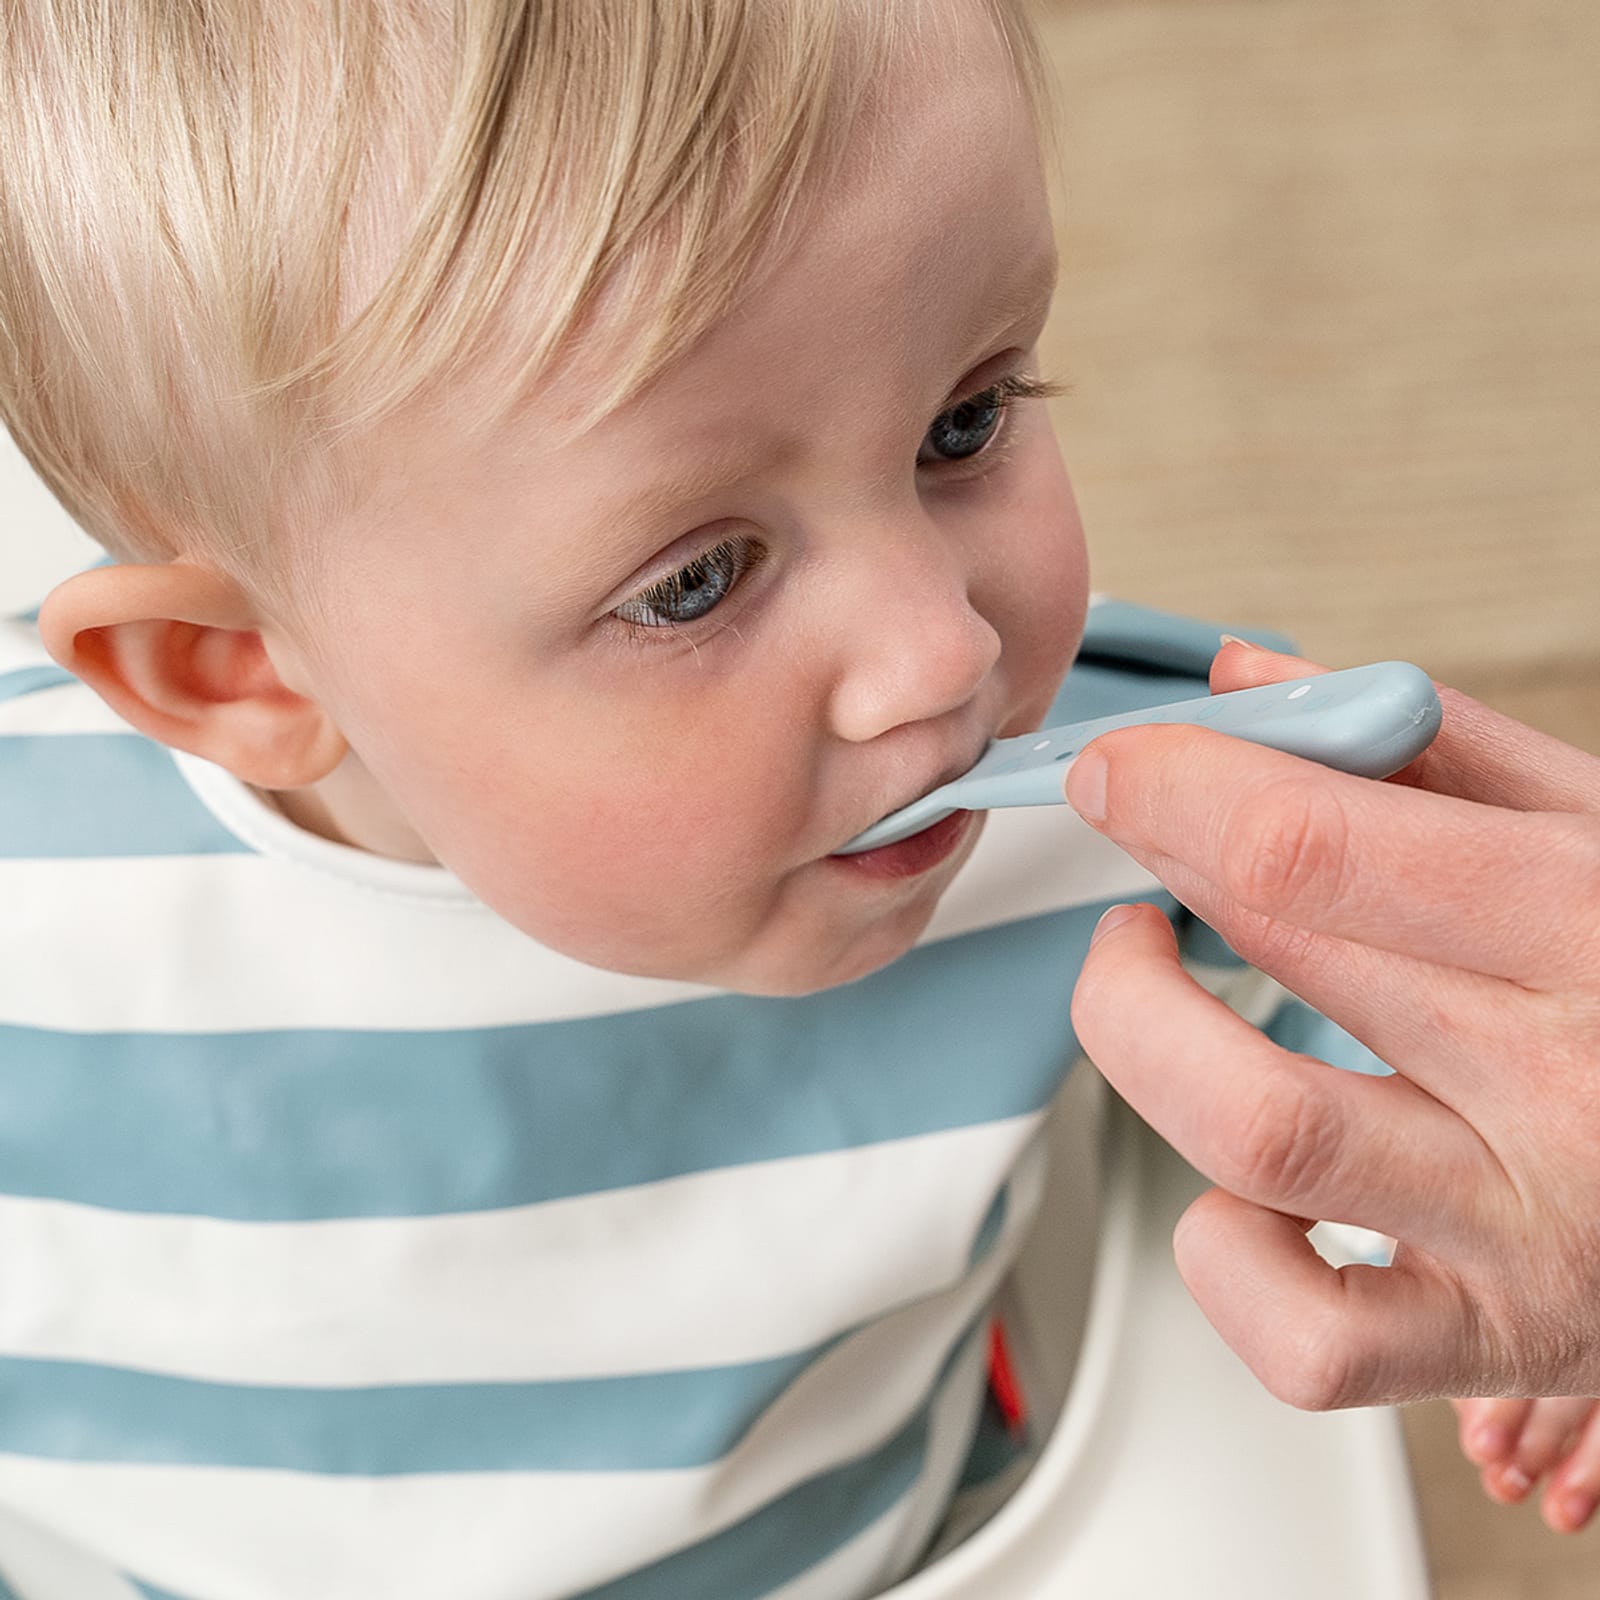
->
[[888, 1066, 1431, 1598]]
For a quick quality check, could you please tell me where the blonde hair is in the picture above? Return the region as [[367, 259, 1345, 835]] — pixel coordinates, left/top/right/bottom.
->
[[0, 0, 1050, 621]]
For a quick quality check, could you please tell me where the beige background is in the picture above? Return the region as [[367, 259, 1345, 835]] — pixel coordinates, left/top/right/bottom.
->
[[1, 1, 1596, 1593], [1037, 0, 1600, 1594]]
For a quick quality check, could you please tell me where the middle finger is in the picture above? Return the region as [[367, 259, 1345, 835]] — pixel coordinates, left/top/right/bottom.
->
[[1135, 843, 1524, 1115]]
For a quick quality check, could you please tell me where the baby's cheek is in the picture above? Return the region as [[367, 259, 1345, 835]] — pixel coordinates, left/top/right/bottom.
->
[[1017, 453, 1088, 602], [990, 499, 1087, 722], [410, 675, 810, 972], [572, 781, 776, 898], [493, 769, 783, 955]]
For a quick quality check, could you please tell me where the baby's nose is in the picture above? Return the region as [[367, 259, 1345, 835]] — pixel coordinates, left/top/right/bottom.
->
[[824, 541, 1002, 745]]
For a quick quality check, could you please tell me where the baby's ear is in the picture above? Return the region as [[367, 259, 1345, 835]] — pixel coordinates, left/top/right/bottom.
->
[[36, 561, 347, 789]]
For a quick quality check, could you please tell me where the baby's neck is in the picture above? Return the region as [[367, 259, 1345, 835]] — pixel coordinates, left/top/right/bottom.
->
[[248, 758, 438, 865]]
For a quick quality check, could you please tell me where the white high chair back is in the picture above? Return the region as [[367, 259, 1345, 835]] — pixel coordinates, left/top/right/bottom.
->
[[885, 1073, 1430, 1599]]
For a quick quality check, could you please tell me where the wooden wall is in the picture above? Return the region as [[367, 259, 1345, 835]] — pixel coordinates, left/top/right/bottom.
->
[[1039, 0, 1599, 757]]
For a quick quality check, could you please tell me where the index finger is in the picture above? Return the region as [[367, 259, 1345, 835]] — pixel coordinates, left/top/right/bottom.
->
[[1064, 722, 1600, 988], [1211, 640, 1600, 816]]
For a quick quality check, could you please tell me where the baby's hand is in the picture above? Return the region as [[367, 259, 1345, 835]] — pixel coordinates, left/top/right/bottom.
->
[[1454, 1396, 1600, 1532]]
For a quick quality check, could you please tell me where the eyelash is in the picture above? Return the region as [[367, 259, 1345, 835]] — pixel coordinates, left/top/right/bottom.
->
[[612, 536, 770, 642], [612, 370, 1069, 643], [924, 372, 1066, 475]]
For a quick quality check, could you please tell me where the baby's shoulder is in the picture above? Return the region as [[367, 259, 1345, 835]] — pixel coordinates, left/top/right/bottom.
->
[[1047, 596, 1296, 726]]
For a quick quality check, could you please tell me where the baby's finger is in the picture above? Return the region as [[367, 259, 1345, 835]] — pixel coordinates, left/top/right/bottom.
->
[[1545, 1407, 1600, 1533], [1065, 721, 1600, 989], [1171, 1186, 1492, 1409], [1070, 903, 1494, 1248], [1210, 639, 1600, 817], [1453, 1396, 1531, 1467], [1492, 1397, 1598, 1500]]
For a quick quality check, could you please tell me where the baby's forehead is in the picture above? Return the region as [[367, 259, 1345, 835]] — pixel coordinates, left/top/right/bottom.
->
[[363, 123, 1053, 597], [523, 27, 1043, 420], [348, 1, 1040, 448]]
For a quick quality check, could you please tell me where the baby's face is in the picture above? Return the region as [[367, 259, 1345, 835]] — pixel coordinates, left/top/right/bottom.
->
[[290, 20, 1089, 994]]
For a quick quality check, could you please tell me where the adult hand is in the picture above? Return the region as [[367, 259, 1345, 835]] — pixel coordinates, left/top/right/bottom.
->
[[1065, 638, 1600, 1413]]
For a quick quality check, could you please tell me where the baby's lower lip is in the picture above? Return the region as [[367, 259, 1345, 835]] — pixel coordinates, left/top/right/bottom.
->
[[825, 809, 975, 880]]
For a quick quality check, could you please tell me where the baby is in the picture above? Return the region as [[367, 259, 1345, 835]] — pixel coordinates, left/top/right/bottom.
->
[[0, 2, 1455, 1596]]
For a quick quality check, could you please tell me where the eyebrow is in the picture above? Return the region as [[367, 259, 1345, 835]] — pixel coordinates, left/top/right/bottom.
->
[[601, 443, 768, 543], [523, 440, 768, 620], [956, 238, 1059, 387]]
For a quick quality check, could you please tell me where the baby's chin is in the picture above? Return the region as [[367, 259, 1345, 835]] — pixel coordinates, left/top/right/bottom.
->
[[500, 881, 935, 998], [691, 923, 933, 998], [525, 910, 936, 997], [697, 821, 988, 997]]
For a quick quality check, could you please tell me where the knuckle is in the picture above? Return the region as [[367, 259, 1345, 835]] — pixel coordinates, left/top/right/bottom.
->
[[1222, 778, 1353, 920], [1223, 1061, 1340, 1208], [1230, 907, 1324, 979], [1266, 1315, 1370, 1412]]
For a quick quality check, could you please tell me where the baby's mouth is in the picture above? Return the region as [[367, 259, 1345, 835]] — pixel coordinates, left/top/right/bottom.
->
[[834, 738, 995, 857], [830, 805, 976, 875]]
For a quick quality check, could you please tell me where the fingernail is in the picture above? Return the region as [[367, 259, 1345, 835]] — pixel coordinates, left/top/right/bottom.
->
[[1501, 1465, 1532, 1497], [1065, 747, 1107, 826], [1090, 904, 1139, 946], [1218, 632, 1261, 651]]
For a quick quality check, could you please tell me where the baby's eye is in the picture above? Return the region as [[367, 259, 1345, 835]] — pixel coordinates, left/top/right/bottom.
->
[[916, 372, 1065, 468], [612, 535, 764, 632], [918, 385, 1007, 464]]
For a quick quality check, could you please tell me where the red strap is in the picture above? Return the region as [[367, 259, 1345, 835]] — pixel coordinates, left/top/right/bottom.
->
[[987, 1317, 1028, 1439]]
